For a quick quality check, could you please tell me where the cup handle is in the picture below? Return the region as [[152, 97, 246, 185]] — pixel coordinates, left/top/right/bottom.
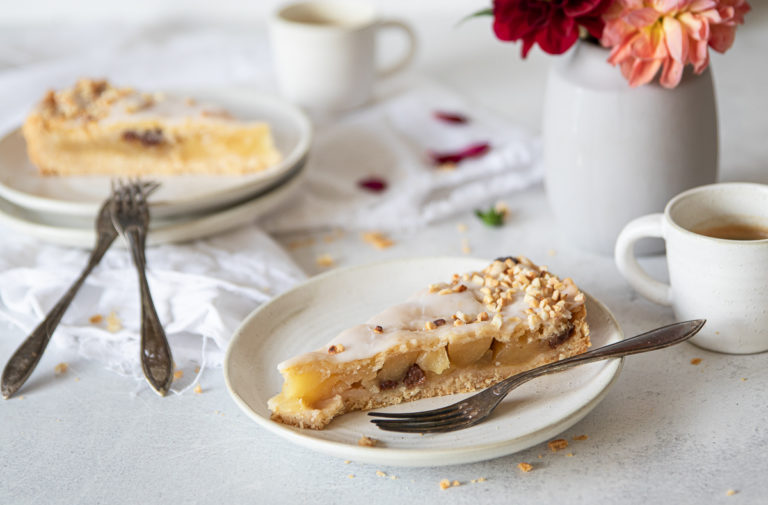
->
[[376, 19, 417, 79], [614, 214, 673, 306]]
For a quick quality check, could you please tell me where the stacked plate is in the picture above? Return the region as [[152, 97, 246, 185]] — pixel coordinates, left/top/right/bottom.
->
[[0, 89, 312, 247]]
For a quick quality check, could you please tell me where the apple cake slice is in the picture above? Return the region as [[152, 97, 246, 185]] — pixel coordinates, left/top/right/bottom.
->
[[268, 257, 590, 430], [22, 78, 281, 176]]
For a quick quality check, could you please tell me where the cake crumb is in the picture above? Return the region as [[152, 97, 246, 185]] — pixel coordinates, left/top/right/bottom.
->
[[547, 249, 557, 257], [19, 395, 25, 400], [390, 475, 398, 480], [288, 237, 315, 250], [741, 378, 747, 382], [54, 363, 68, 375], [194, 366, 200, 373], [573, 434, 588, 441], [74, 377, 80, 382], [518, 462, 533, 472], [452, 480, 461, 487], [348, 474, 355, 479], [538, 454, 543, 459], [456, 222, 468, 233], [173, 370, 184, 380], [439, 479, 451, 490], [89, 314, 103, 324], [690, 358, 702, 365], [726, 489, 737, 496], [106, 311, 122, 333], [194, 384, 203, 394], [362, 231, 394, 249], [316, 254, 335, 268], [565, 452, 574, 457], [548, 438, 568, 452], [344, 460, 351, 464], [437, 163, 457, 171], [461, 238, 472, 255], [477, 477, 486, 482], [376, 470, 387, 477], [358, 435, 378, 447]]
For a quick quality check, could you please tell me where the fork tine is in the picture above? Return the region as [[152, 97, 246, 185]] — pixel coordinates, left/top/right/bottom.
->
[[372, 418, 478, 433], [368, 408, 465, 423], [368, 404, 462, 419]]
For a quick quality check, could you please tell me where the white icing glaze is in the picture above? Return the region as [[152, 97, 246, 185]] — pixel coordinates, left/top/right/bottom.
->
[[100, 91, 239, 126], [277, 264, 584, 371]]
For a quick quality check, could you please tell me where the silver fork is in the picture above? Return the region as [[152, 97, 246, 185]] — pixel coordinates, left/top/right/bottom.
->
[[1, 183, 159, 399], [111, 179, 173, 397], [369, 319, 706, 433]]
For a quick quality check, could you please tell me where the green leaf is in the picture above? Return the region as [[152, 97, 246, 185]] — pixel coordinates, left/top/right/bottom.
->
[[457, 7, 494, 26], [475, 206, 505, 227]]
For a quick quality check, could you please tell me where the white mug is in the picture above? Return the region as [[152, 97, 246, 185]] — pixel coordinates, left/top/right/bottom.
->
[[269, 1, 416, 111], [615, 183, 768, 354]]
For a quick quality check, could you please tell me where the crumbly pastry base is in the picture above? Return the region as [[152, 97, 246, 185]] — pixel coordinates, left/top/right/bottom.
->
[[269, 257, 591, 430]]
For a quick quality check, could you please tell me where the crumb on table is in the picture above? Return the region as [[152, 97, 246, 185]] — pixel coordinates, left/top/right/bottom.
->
[[173, 370, 184, 380], [194, 384, 203, 394], [54, 363, 68, 375], [456, 222, 468, 233], [573, 434, 588, 441], [361, 231, 394, 249], [89, 314, 103, 324], [106, 311, 122, 333], [439, 479, 451, 490], [358, 435, 378, 447], [726, 489, 737, 496], [518, 462, 533, 472], [316, 254, 335, 268], [376, 470, 386, 477], [548, 438, 568, 452], [690, 358, 702, 365]]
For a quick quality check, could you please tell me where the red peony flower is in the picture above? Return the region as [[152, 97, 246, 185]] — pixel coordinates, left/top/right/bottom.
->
[[493, 0, 612, 57]]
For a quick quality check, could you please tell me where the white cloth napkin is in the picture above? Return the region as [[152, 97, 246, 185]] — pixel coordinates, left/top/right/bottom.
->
[[0, 227, 305, 392], [0, 22, 542, 392], [262, 82, 542, 232]]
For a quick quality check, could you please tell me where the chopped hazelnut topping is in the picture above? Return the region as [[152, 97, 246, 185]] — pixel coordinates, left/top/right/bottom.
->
[[452, 283, 468, 293], [428, 284, 441, 293], [491, 314, 503, 330], [328, 344, 345, 355], [433, 318, 446, 327], [425, 321, 437, 331], [438, 288, 453, 296], [476, 312, 489, 322], [548, 438, 568, 452], [359, 436, 378, 447], [453, 319, 465, 327], [373, 325, 384, 334], [518, 462, 533, 472]]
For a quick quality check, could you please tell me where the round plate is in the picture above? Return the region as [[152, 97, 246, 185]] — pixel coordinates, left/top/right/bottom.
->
[[0, 88, 312, 219], [0, 162, 306, 248], [225, 257, 624, 467]]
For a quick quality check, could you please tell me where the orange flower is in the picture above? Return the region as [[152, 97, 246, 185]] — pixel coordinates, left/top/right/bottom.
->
[[601, 0, 750, 88]]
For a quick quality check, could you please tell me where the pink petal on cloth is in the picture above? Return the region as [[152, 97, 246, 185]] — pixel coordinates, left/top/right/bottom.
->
[[433, 111, 469, 124], [357, 176, 388, 193], [429, 143, 491, 165], [663, 17, 685, 61]]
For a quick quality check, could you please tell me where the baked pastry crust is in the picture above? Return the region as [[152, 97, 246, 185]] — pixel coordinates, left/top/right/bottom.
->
[[268, 257, 591, 430], [22, 78, 281, 176]]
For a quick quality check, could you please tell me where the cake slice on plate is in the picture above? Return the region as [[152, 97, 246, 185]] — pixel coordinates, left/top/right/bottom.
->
[[23, 78, 281, 176], [268, 257, 591, 430]]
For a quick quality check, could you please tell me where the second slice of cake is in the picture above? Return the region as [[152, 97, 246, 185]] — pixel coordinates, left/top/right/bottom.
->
[[23, 78, 281, 176]]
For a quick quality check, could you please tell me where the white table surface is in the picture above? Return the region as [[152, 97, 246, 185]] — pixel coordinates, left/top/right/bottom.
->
[[2, 6, 768, 504]]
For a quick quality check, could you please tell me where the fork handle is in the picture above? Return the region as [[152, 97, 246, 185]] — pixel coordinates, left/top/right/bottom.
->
[[492, 319, 706, 397], [124, 228, 174, 397], [1, 237, 115, 399]]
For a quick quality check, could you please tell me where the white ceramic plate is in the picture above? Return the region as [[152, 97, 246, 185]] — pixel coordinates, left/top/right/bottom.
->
[[0, 88, 312, 219], [0, 162, 306, 248], [225, 257, 624, 467]]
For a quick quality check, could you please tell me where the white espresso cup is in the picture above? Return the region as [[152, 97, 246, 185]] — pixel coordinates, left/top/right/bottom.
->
[[615, 183, 768, 354], [269, 1, 416, 111]]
